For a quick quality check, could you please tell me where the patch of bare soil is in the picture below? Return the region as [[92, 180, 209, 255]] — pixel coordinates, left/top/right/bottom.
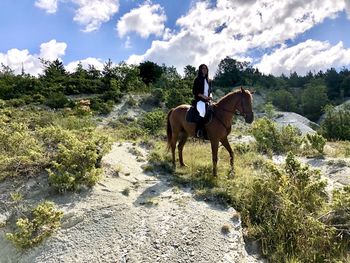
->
[[0, 142, 262, 263]]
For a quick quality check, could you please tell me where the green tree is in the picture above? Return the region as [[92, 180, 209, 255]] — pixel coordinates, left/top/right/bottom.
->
[[321, 104, 350, 140], [138, 61, 163, 85], [340, 75, 350, 97], [325, 68, 341, 100], [269, 89, 297, 112], [301, 81, 328, 121], [214, 57, 249, 87], [40, 59, 67, 81], [183, 65, 196, 80]]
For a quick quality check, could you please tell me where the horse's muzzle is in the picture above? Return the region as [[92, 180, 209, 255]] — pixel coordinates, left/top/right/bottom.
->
[[244, 112, 254, 124]]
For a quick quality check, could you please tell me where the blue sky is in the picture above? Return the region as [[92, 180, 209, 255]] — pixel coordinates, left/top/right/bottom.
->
[[1, 0, 350, 76]]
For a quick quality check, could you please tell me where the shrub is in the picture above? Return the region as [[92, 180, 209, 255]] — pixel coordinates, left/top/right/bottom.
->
[[252, 117, 303, 154], [230, 153, 343, 262], [119, 125, 146, 140], [268, 89, 297, 112], [322, 186, 350, 249], [165, 88, 191, 109], [141, 88, 164, 107], [0, 121, 45, 180], [6, 201, 63, 249], [45, 92, 70, 109], [139, 109, 165, 134], [321, 104, 350, 140], [126, 96, 137, 106], [40, 126, 111, 192], [306, 133, 326, 154], [263, 102, 276, 119], [90, 98, 114, 114]]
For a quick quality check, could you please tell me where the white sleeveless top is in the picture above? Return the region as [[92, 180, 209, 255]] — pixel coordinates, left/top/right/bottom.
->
[[204, 79, 209, 96]]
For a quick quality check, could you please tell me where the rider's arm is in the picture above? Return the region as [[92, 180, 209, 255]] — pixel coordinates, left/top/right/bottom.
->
[[198, 93, 212, 101]]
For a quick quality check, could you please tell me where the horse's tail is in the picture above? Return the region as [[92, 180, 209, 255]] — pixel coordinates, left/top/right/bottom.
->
[[166, 109, 174, 151]]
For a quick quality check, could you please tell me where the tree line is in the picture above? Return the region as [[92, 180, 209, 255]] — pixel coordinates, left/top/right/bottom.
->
[[0, 57, 349, 121]]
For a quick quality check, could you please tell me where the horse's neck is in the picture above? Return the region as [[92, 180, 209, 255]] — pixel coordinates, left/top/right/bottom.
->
[[215, 93, 239, 124], [216, 93, 238, 115]]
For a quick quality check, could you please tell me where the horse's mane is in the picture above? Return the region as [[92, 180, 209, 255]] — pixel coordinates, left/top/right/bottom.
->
[[216, 89, 244, 105]]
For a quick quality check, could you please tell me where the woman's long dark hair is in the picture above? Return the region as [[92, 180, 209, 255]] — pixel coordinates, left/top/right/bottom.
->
[[197, 64, 209, 83]]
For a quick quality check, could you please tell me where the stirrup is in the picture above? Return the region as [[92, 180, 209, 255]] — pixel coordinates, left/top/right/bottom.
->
[[196, 129, 204, 138]]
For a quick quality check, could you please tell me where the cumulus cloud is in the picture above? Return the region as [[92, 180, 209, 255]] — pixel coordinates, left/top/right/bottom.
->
[[39, 39, 67, 61], [126, 0, 347, 76], [255, 40, 350, 76], [65, 57, 104, 73], [0, 49, 42, 76], [34, 0, 58, 14], [72, 0, 120, 32], [117, 2, 166, 38], [35, 0, 119, 32], [345, 0, 350, 19], [0, 40, 67, 76]]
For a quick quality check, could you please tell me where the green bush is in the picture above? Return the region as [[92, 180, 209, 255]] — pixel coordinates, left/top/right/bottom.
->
[[0, 120, 45, 180], [6, 201, 63, 249], [263, 102, 276, 119], [323, 186, 350, 249], [40, 126, 111, 192], [252, 117, 302, 154], [268, 89, 297, 112], [139, 109, 165, 134], [45, 92, 70, 109], [165, 88, 191, 109], [230, 153, 344, 262], [90, 98, 114, 114], [306, 133, 326, 154], [321, 104, 350, 140]]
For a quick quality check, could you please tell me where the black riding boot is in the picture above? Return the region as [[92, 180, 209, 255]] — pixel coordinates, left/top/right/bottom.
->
[[196, 116, 205, 138]]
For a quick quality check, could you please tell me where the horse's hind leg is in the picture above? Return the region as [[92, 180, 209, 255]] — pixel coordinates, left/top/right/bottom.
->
[[178, 132, 188, 166], [220, 137, 235, 178], [170, 131, 179, 167]]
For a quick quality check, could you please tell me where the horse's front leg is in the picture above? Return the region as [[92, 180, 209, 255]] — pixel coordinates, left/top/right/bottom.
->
[[220, 137, 235, 178], [210, 140, 219, 177]]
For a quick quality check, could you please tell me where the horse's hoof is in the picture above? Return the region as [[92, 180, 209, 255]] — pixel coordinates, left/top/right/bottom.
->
[[180, 163, 187, 167]]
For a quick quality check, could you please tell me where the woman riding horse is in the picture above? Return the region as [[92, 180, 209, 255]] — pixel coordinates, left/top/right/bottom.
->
[[167, 87, 254, 177], [192, 64, 213, 138]]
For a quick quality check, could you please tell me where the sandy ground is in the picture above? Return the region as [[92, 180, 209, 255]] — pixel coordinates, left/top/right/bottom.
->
[[0, 142, 262, 263]]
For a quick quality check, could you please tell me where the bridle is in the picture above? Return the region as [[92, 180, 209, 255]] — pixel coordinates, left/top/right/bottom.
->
[[213, 92, 252, 118]]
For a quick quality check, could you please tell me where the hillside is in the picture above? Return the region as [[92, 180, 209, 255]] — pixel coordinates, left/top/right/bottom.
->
[[0, 141, 262, 263]]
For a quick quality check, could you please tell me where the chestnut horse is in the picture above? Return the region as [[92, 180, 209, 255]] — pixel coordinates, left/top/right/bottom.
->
[[166, 87, 254, 176]]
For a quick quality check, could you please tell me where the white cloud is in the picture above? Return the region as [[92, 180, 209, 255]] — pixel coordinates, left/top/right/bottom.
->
[[126, 0, 347, 76], [34, 0, 58, 14], [124, 36, 132, 49], [0, 49, 42, 76], [39, 39, 67, 61], [117, 3, 166, 38], [345, 0, 350, 19], [65, 57, 104, 73], [72, 0, 119, 32], [0, 40, 67, 76], [255, 40, 350, 76], [35, 0, 119, 32]]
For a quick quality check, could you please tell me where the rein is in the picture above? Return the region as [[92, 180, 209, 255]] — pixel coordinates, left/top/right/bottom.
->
[[211, 92, 249, 133]]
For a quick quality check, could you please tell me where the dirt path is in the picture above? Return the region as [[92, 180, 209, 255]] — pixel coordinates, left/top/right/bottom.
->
[[0, 142, 261, 263]]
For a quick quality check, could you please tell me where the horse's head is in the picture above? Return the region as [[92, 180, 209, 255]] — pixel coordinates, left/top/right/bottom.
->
[[237, 87, 254, 124]]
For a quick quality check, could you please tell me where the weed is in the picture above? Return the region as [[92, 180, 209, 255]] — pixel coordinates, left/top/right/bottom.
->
[[6, 201, 63, 249]]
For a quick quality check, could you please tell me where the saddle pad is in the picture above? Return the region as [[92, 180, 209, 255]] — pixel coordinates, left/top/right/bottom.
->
[[185, 106, 200, 123]]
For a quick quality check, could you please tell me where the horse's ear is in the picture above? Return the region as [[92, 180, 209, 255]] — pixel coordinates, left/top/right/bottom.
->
[[240, 86, 245, 93]]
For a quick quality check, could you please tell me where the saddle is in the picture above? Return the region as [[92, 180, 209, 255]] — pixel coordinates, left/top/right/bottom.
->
[[185, 103, 214, 124]]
